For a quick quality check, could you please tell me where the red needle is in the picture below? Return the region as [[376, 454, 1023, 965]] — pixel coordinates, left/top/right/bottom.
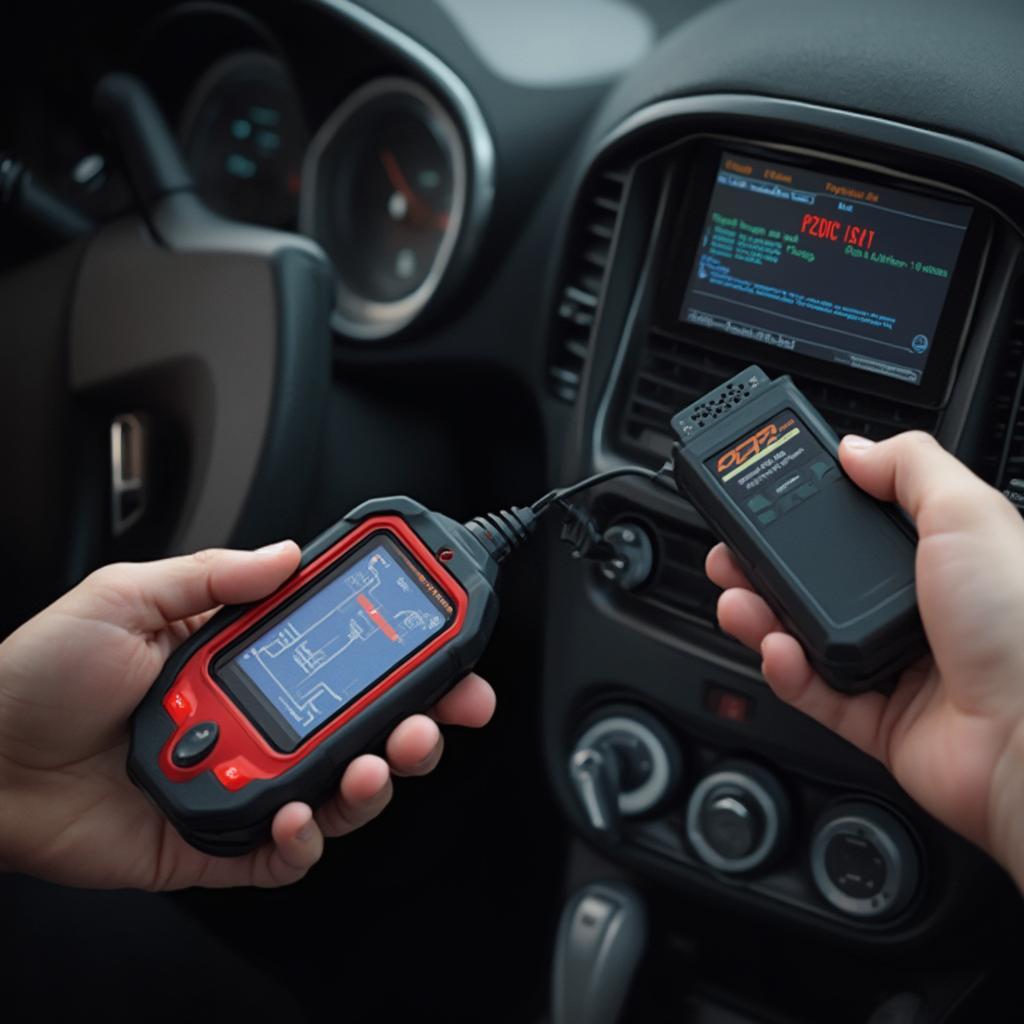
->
[[379, 148, 449, 230]]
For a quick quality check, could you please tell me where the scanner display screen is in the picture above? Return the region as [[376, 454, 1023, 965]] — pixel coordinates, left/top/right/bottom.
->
[[215, 534, 454, 751]]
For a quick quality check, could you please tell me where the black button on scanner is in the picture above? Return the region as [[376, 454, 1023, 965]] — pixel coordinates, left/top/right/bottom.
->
[[172, 721, 220, 768]]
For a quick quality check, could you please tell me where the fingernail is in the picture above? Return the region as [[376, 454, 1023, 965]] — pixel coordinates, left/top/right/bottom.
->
[[296, 820, 315, 842], [843, 435, 875, 450], [256, 540, 292, 555], [414, 742, 442, 772]]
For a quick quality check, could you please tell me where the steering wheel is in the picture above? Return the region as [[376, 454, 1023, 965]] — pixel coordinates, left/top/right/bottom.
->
[[0, 75, 334, 631]]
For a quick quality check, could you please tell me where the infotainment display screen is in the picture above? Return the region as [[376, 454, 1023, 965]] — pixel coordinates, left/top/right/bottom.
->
[[673, 150, 975, 389]]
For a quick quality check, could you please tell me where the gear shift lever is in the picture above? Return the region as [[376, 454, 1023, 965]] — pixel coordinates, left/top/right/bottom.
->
[[551, 881, 647, 1024]]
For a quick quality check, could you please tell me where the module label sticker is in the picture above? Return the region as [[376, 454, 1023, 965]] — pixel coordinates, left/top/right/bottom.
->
[[705, 409, 840, 526]]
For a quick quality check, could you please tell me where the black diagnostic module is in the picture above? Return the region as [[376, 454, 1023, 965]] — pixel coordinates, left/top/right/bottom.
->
[[671, 366, 926, 693]]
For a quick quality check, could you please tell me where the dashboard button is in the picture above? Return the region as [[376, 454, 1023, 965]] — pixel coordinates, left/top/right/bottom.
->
[[571, 706, 681, 823], [825, 832, 887, 898], [810, 801, 919, 919], [704, 685, 753, 723], [171, 721, 220, 768], [701, 793, 762, 860], [686, 762, 789, 874]]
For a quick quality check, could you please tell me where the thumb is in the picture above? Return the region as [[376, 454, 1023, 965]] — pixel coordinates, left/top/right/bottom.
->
[[838, 430, 999, 534], [80, 541, 302, 632]]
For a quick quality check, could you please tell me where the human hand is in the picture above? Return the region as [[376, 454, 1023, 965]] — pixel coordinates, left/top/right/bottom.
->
[[706, 432, 1024, 887], [0, 543, 495, 891]]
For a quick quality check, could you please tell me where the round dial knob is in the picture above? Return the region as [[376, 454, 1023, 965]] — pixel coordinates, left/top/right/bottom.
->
[[700, 791, 763, 860], [810, 801, 919, 919], [569, 706, 680, 832], [686, 763, 789, 874]]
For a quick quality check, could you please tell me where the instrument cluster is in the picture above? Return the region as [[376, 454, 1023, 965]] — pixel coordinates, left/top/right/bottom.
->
[[162, 4, 490, 340]]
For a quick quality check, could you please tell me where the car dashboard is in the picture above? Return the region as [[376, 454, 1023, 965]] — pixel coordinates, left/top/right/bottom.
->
[[4, 1, 1024, 1021]]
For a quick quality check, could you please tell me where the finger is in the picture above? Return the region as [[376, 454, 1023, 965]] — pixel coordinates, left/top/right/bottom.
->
[[705, 543, 756, 592], [262, 801, 324, 883], [315, 754, 393, 838], [84, 541, 302, 633], [838, 432, 1001, 534], [162, 607, 220, 647], [386, 714, 444, 777], [196, 802, 324, 889], [428, 673, 496, 727], [760, 632, 903, 765], [717, 587, 785, 651]]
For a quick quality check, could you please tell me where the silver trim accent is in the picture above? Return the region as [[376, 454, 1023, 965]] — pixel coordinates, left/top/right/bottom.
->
[[109, 413, 146, 537], [685, 769, 780, 874], [575, 715, 671, 816], [569, 747, 618, 831], [810, 805, 916, 919], [300, 76, 467, 339], [602, 95, 1024, 211], [304, 0, 496, 339]]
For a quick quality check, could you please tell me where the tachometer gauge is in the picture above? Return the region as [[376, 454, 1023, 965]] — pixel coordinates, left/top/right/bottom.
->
[[180, 52, 308, 228], [301, 77, 468, 340]]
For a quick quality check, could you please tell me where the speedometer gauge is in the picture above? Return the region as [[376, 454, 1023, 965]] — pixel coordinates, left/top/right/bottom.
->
[[180, 52, 308, 228], [301, 78, 468, 340]]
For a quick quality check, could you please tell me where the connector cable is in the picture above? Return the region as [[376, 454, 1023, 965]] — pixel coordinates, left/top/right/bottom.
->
[[466, 462, 673, 563]]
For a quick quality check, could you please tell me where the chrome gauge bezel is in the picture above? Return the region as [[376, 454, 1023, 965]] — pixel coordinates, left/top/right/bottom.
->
[[300, 76, 469, 340]]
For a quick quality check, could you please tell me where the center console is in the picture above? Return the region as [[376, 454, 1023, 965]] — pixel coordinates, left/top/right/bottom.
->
[[543, 94, 1024, 953]]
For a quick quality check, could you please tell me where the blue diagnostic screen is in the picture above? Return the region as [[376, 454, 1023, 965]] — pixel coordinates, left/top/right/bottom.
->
[[679, 151, 972, 387], [218, 536, 454, 747]]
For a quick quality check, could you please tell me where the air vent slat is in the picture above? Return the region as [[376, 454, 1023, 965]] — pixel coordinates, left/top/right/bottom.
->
[[976, 321, 1024, 485], [547, 164, 628, 403], [564, 285, 598, 308], [620, 332, 940, 454]]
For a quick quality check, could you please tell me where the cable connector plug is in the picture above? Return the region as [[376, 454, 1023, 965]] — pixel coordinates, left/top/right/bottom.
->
[[465, 507, 538, 563], [558, 503, 655, 590], [559, 503, 615, 562]]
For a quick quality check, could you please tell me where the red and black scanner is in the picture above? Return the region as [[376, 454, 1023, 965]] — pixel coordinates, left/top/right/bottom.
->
[[128, 497, 505, 856]]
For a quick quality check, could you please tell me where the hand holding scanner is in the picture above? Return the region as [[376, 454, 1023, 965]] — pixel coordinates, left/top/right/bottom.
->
[[671, 365, 927, 693], [129, 497, 506, 856]]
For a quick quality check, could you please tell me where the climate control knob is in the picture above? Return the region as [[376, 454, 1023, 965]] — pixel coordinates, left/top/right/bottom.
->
[[686, 762, 789, 874], [569, 705, 680, 834], [810, 801, 919, 919]]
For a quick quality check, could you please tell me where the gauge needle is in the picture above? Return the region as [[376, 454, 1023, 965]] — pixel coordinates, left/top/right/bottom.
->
[[379, 148, 449, 230]]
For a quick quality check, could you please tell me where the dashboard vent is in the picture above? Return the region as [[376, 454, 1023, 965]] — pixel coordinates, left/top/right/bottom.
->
[[641, 513, 725, 630], [982, 287, 1024, 489], [618, 329, 940, 462], [547, 167, 628, 402]]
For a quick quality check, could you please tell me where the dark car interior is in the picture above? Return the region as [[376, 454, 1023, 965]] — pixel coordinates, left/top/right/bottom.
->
[[4, 1, 1024, 1021]]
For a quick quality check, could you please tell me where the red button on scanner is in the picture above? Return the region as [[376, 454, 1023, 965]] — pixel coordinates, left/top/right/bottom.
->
[[163, 687, 195, 725], [215, 760, 254, 791]]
